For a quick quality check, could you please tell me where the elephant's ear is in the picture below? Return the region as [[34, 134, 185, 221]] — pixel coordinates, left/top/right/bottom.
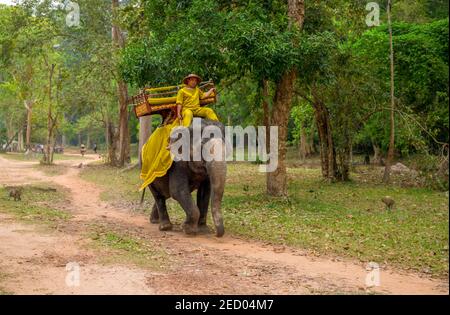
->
[[203, 138, 226, 162], [201, 124, 226, 162]]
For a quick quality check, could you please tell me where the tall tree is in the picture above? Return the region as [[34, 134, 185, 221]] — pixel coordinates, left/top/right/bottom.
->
[[267, 0, 305, 196], [383, 0, 396, 183], [112, 0, 130, 166], [41, 60, 58, 164]]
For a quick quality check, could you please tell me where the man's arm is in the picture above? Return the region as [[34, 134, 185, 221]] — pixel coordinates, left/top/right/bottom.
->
[[176, 104, 182, 119], [203, 87, 216, 99], [176, 89, 183, 122]]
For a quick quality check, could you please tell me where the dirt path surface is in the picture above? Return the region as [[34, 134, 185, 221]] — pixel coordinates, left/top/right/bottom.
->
[[0, 155, 448, 295]]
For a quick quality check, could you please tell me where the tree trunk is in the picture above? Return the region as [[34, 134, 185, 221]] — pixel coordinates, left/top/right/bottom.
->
[[112, 0, 130, 167], [372, 143, 382, 165], [313, 97, 337, 180], [117, 80, 130, 165], [138, 115, 152, 167], [349, 139, 354, 171], [267, 70, 297, 196], [106, 115, 119, 166], [383, 0, 396, 183], [437, 146, 449, 183], [87, 133, 91, 150], [25, 100, 33, 151], [336, 139, 351, 181], [4, 131, 19, 152], [266, 0, 305, 196], [105, 117, 110, 150], [288, 0, 305, 29], [308, 122, 315, 154], [6, 118, 14, 148], [299, 124, 308, 161], [262, 79, 271, 153], [18, 128, 24, 152], [43, 64, 56, 165]]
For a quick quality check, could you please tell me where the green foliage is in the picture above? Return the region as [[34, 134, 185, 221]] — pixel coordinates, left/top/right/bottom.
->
[[1, 0, 448, 180], [0, 0, 132, 150], [392, 0, 449, 22], [354, 19, 449, 152], [121, 0, 309, 85], [290, 100, 314, 144], [216, 76, 260, 126], [118, 0, 449, 184], [121, 0, 229, 86]]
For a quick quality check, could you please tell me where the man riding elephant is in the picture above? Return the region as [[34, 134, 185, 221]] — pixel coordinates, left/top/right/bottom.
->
[[176, 74, 218, 127], [140, 74, 226, 237]]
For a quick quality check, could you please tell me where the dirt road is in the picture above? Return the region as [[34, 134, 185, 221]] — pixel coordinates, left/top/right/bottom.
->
[[0, 155, 447, 295]]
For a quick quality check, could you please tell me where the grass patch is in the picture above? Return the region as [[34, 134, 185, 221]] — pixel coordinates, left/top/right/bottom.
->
[[79, 165, 144, 208], [0, 271, 12, 295], [0, 152, 85, 162], [79, 160, 449, 278], [33, 164, 68, 176], [87, 224, 168, 269], [0, 184, 71, 228]]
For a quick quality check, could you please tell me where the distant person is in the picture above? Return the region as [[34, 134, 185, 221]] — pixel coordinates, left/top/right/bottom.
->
[[80, 144, 86, 157], [93, 143, 97, 154]]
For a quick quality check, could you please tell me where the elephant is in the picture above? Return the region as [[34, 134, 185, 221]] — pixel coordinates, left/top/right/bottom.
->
[[147, 118, 227, 237]]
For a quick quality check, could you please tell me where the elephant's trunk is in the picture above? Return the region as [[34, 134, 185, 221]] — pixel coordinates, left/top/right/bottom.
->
[[205, 140, 227, 237]]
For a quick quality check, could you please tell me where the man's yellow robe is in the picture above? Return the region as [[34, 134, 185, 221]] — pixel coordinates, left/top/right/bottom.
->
[[176, 87, 219, 126]]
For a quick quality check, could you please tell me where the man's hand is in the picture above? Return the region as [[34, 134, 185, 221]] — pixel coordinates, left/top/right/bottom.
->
[[205, 87, 216, 98], [176, 104, 183, 124]]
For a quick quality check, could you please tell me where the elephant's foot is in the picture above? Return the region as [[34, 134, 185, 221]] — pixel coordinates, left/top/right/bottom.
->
[[182, 222, 198, 235], [198, 224, 211, 234], [150, 215, 159, 224], [159, 221, 173, 231], [198, 218, 207, 226], [215, 224, 225, 238], [150, 205, 159, 224]]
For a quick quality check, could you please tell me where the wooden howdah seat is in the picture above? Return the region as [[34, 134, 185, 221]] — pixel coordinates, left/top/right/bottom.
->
[[128, 80, 217, 125]]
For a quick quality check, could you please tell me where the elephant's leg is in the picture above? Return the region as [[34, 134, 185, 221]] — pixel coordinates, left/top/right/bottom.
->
[[197, 179, 211, 233], [149, 187, 172, 231], [170, 179, 200, 235], [155, 197, 172, 231], [173, 192, 200, 235], [149, 203, 159, 224], [206, 158, 227, 237]]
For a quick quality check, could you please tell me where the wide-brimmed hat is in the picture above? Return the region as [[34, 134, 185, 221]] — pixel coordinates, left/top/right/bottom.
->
[[183, 74, 202, 85]]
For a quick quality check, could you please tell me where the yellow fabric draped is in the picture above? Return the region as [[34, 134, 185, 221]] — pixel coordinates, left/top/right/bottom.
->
[[139, 119, 180, 191], [139, 87, 219, 191]]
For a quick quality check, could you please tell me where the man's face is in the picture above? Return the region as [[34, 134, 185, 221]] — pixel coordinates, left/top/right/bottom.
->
[[187, 78, 198, 88]]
